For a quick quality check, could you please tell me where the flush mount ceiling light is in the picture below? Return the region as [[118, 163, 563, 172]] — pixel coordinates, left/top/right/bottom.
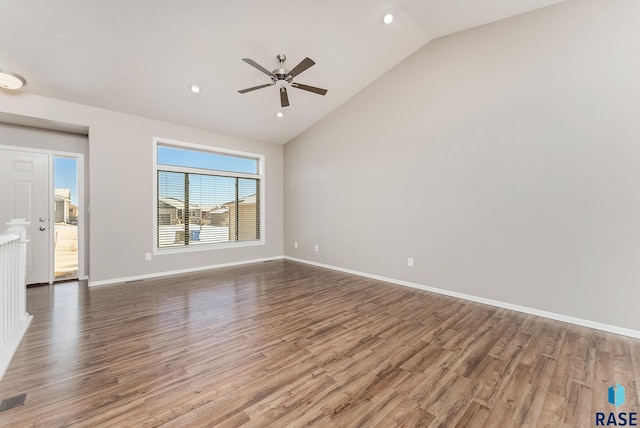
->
[[275, 111, 284, 118], [0, 69, 27, 90], [380, 10, 395, 24], [189, 84, 201, 93]]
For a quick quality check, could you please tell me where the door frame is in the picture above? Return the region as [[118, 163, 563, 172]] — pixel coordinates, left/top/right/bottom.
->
[[0, 144, 86, 283]]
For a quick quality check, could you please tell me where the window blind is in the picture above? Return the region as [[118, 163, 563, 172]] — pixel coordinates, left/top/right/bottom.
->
[[157, 171, 260, 248]]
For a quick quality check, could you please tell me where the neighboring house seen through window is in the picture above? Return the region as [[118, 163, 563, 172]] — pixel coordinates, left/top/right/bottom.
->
[[155, 142, 262, 250]]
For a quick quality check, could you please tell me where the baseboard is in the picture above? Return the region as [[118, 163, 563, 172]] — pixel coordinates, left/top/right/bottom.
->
[[0, 314, 33, 381], [88, 256, 284, 287], [284, 256, 640, 339]]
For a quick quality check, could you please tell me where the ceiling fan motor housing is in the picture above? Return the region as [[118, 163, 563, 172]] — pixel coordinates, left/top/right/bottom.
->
[[273, 54, 292, 82], [272, 69, 292, 83]]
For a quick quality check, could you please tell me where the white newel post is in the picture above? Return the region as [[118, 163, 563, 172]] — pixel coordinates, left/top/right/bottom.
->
[[5, 219, 30, 322], [0, 218, 33, 381]]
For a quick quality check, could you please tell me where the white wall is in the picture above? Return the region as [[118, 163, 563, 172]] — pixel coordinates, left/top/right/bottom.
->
[[284, 0, 640, 332], [0, 93, 283, 283]]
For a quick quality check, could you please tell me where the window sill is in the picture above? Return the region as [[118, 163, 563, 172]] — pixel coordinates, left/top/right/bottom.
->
[[153, 239, 265, 255]]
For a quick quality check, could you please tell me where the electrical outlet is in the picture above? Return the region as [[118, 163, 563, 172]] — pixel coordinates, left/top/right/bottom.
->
[[145, 253, 152, 261], [294, 241, 298, 248], [314, 244, 319, 252], [408, 257, 414, 267]]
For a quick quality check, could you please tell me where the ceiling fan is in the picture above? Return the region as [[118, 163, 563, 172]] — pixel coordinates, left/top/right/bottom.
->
[[238, 54, 328, 108]]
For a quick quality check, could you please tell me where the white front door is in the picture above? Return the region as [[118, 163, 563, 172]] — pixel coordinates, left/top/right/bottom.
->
[[0, 150, 50, 284]]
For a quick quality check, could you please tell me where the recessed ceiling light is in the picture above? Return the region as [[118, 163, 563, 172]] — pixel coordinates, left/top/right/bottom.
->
[[189, 84, 201, 93], [381, 11, 395, 24], [0, 69, 27, 90], [275, 111, 284, 118]]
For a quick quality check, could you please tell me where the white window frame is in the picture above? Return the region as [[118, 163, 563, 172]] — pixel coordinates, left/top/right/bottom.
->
[[152, 137, 265, 255]]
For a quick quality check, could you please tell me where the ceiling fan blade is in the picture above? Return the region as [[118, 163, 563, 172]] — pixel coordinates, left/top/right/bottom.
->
[[280, 87, 290, 107], [291, 83, 328, 96], [242, 58, 274, 77], [238, 83, 274, 94], [286, 57, 315, 79]]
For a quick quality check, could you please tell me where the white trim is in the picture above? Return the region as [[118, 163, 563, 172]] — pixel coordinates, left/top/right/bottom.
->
[[153, 239, 264, 256], [48, 153, 54, 284], [259, 152, 266, 245], [152, 139, 158, 251], [88, 256, 283, 287], [76, 155, 86, 279], [0, 315, 32, 380], [156, 137, 265, 161], [284, 256, 640, 340]]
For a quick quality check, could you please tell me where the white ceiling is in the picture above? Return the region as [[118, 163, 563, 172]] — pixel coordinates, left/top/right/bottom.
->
[[0, 0, 563, 144]]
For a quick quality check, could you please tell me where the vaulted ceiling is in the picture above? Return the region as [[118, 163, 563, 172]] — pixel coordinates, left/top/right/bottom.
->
[[1, 0, 563, 144]]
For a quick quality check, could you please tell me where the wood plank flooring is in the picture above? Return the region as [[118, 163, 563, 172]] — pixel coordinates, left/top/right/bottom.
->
[[0, 260, 638, 427]]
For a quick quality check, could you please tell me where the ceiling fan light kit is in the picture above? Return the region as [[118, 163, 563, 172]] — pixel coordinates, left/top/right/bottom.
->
[[238, 54, 327, 108], [0, 69, 27, 90]]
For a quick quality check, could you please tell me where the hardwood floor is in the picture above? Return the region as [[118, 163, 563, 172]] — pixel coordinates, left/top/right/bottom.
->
[[0, 260, 638, 427]]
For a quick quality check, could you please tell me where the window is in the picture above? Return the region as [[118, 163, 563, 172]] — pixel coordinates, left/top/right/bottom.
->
[[154, 141, 263, 250]]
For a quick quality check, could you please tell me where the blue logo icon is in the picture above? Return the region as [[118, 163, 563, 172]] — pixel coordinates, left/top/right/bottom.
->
[[608, 384, 625, 408], [596, 384, 637, 426]]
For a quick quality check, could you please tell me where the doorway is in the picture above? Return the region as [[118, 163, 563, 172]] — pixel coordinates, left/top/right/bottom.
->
[[0, 147, 85, 285]]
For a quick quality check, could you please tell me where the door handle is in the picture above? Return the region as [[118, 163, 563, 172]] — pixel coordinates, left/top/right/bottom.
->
[[39, 226, 46, 231], [39, 217, 46, 222]]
